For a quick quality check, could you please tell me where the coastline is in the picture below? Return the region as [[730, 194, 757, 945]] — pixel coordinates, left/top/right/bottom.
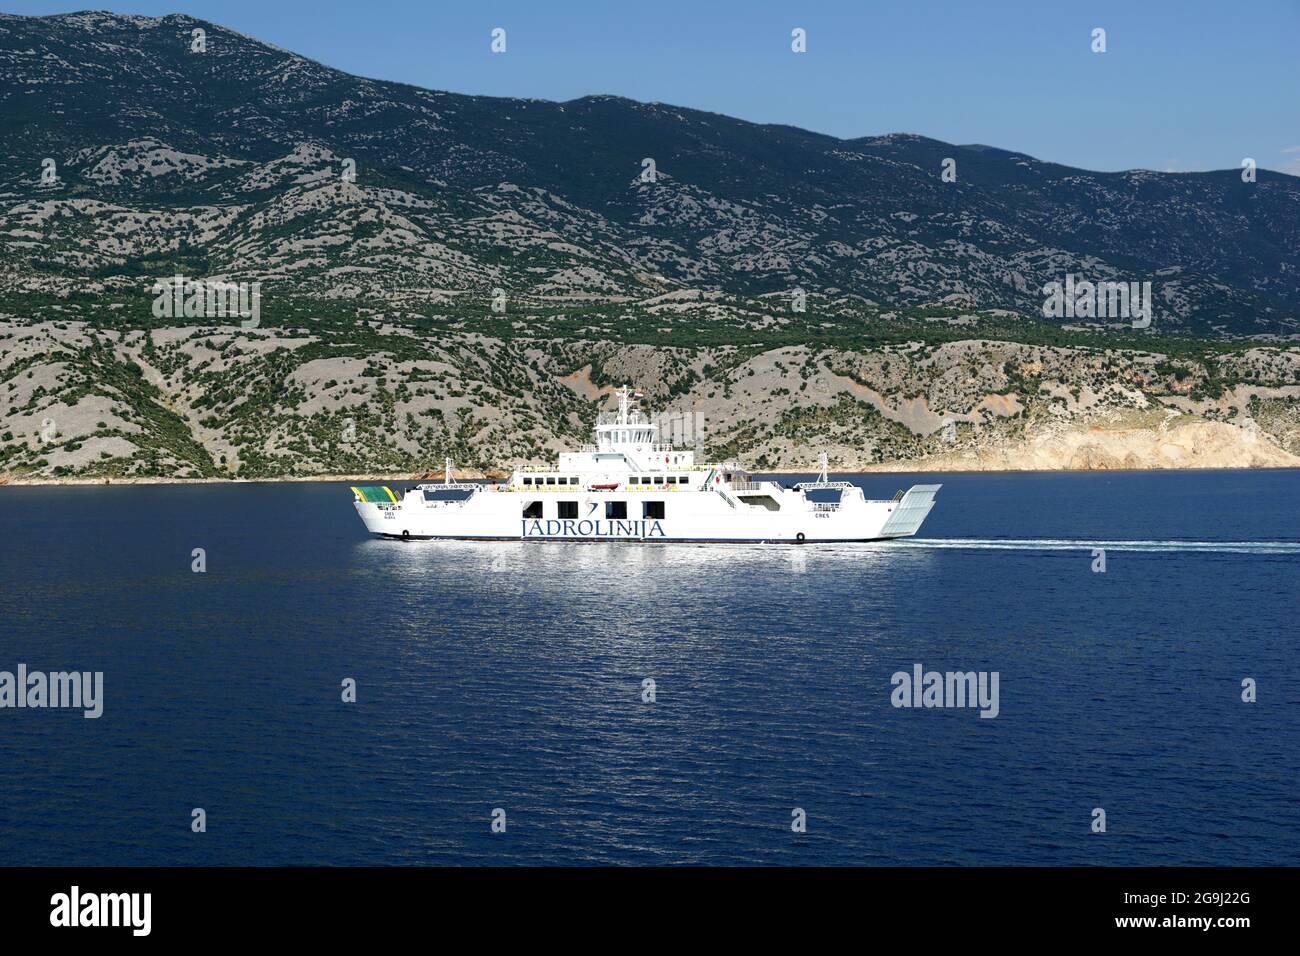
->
[[5, 461, 1299, 488]]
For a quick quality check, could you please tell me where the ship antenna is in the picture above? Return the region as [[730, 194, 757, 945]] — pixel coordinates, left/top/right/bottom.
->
[[618, 385, 630, 425], [445, 456, 452, 485], [818, 451, 829, 484]]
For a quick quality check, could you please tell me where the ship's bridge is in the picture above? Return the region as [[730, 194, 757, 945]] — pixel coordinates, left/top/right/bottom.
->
[[594, 418, 659, 452], [556, 386, 696, 472]]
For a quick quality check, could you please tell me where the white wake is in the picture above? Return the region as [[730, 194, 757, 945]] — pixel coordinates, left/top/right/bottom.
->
[[903, 538, 1300, 555]]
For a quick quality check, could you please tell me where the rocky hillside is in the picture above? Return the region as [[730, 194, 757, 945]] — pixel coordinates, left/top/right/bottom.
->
[[1, 11, 1298, 336], [0, 11, 1298, 481], [4, 311, 1299, 480]]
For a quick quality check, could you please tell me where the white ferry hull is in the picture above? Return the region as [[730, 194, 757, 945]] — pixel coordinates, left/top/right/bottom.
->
[[355, 484, 940, 543], [351, 386, 939, 544]]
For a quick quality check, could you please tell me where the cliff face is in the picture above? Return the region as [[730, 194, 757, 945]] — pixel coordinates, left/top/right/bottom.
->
[[3, 318, 1298, 481], [871, 417, 1300, 472]]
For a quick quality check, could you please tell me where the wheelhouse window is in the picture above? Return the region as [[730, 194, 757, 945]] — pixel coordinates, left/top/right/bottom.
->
[[653, 476, 663, 485], [424, 488, 474, 502], [522, 477, 532, 486], [545, 477, 556, 485], [606, 501, 628, 520], [522, 501, 543, 519], [643, 501, 665, 519], [558, 501, 578, 519]]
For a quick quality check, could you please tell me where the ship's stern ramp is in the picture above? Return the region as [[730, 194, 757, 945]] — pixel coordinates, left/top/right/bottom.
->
[[879, 484, 942, 538]]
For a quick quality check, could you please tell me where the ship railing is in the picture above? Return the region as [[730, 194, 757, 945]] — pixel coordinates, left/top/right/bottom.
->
[[589, 443, 679, 453], [811, 501, 841, 512], [728, 479, 764, 492], [415, 482, 482, 492], [596, 412, 655, 425], [860, 490, 908, 504], [505, 483, 696, 493]]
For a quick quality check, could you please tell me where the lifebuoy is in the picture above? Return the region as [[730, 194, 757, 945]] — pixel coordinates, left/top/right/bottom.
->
[[796, 533, 806, 543], [401, 530, 410, 540]]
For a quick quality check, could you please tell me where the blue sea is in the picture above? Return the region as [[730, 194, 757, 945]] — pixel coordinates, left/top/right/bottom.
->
[[1, 470, 1297, 866]]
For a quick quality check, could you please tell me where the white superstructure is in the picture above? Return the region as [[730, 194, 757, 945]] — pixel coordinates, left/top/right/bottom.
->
[[352, 386, 939, 543]]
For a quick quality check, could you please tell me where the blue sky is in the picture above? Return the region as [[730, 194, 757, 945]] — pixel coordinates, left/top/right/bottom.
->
[[11, 0, 1300, 174]]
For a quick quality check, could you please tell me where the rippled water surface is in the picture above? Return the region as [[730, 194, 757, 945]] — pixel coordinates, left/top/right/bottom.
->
[[1, 470, 1297, 865]]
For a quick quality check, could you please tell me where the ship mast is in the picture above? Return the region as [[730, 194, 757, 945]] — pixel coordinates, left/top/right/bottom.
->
[[793, 450, 853, 491], [617, 385, 630, 425]]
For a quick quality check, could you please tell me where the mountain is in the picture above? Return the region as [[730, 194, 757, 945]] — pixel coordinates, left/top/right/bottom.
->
[[1, 10, 1297, 336], [1, 11, 1299, 483]]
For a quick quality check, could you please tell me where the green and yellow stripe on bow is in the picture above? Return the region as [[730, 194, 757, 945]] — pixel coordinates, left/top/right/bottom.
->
[[351, 485, 399, 503]]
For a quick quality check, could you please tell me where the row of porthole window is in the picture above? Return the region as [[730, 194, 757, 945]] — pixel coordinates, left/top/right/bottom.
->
[[633, 476, 690, 486], [523, 500, 665, 520], [520, 475, 691, 487]]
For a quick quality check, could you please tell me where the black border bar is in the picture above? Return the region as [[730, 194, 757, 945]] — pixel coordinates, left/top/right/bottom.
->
[[0, 866, 1280, 940]]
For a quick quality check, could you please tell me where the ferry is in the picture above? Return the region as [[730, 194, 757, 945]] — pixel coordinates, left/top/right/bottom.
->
[[352, 387, 940, 543]]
